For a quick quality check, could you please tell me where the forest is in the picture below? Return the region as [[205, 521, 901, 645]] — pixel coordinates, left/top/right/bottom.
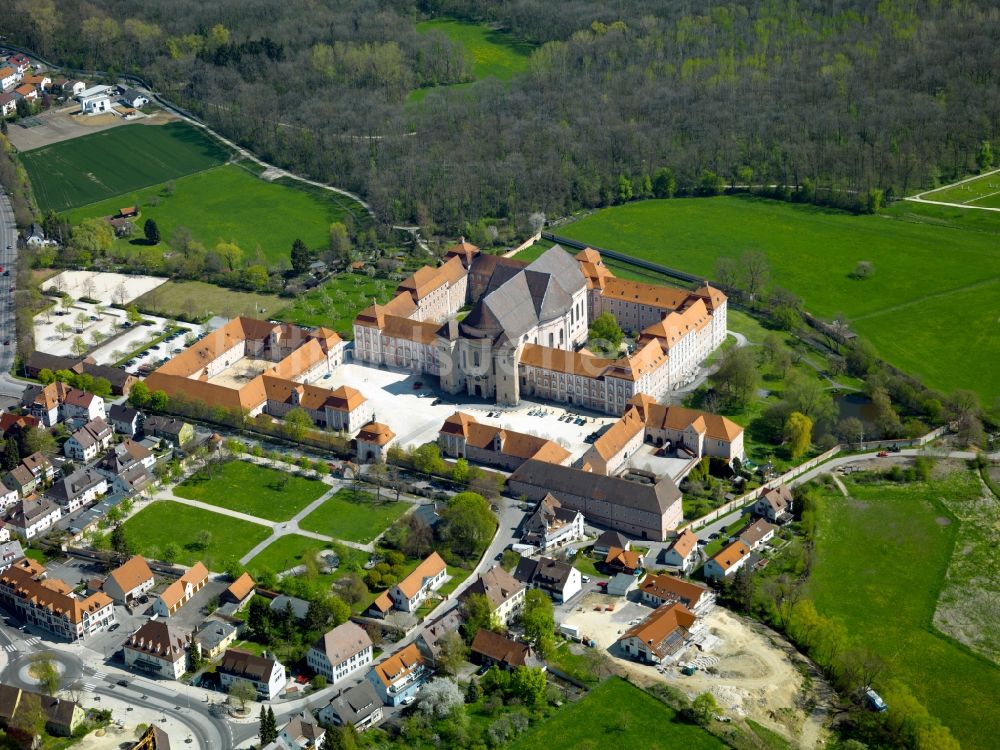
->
[[2, 0, 1000, 232]]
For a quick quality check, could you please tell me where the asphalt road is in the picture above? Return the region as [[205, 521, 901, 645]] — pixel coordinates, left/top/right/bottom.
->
[[0, 192, 23, 399]]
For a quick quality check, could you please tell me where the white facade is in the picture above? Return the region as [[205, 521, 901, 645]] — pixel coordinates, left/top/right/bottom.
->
[[306, 640, 372, 684]]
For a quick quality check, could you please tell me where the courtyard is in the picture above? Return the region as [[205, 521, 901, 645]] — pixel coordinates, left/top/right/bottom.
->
[[327, 360, 618, 459]]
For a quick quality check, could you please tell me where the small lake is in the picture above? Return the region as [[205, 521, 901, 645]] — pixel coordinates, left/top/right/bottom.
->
[[834, 392, 877, 427]]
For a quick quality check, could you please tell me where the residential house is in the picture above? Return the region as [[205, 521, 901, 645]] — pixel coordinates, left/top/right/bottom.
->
[[366, 643, 428, 707], [124, 620, 191, 680], [318, 681, 383, 732], [0, 67, 18, 90], [386, 552, 447, 613], [220, 572, 255, 613], [415, 609, 464, 666], [521, 494, 585, 552], [355, 421, 395, 463], [661, 528, 699, 573], [108, 404, 143, 436], [0, 558, 115, 640], [0, 93, 16, 117], [7, 55, 31, 75], [704, 540, 751, 580], [271, 709, 325, 750], [593, 530, 630, 558], [121, 88, 149, 108], [97, 439, 155, 496], [63, 418, 113, 461], [194, 619, 238, 660], [4, 466, 38, 497], [306, 621, 373, 684], [143, 416, 194, 447], [0, 684, 85, 737], [21, 74, 50, 91], [616, 602, 697, 665], [61, 388, 106, 426], [753, 485, 794, 524], [0, 486, 16, 511], [46, 468, 108, 512], [67, 81, 87, 97], [737, 518, 777, 551], [638, 573, 711, 613], [153, 562, 208, 617], [459, 565, 526, 626], [0, 413, 40, 439], [13, 84, 37, 102], [77, 85, 112, 115], [21, 453, 54, 483], [512, 556, 581, 602], [6, 496, 62, 539], [218, 649, 287, 701], [604, 546, 644, 575], [269, 595, 310, 622], [0, 541, 24, 572], [470, 629, 534, 671], [102, 555, 155, 604]]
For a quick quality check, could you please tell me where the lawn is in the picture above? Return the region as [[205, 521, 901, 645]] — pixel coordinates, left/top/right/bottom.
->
[[22, 122, 230, 212], [298, 488, 411, 544], [509, 677, 726, 750], [809, 469, 1000, 750], [276, 272, 396, 337], [173, 460, 328, 522], [122, 500, 271, 570], [245, 534, 325, 576], [553, 195, 1000, 399], [917, 170, 1000, 208], [410, 18, 534, 101], [63, 164, 368, 266], [133, 280, 283, 322]]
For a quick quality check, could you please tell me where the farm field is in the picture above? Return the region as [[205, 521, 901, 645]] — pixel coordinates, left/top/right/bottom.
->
[[173, 460, 328, 522], [133, 280, 282, 322], [245, 534, 325, 576], [22, 122, 230, 212], [121, 500, 271, 569], [551, 196, 1000, 399], [509, 677, 726, 750], [63, 164, 367, 266], [810, 469, 1000, 750], [916, 170, 1000, 208], [410, 18, 533, 101], [298, 488, 411, 544]]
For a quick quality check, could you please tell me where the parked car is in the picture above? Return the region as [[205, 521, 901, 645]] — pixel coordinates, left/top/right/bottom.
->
[[876, 450, 889, 457]]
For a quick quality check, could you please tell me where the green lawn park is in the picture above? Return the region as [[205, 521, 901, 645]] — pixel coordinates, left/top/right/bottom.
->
[[121, 500, 271, 570], [508, 677, 726, 750], [22, 122, 230, 212], [63, 164, 368, 266], [810, 470, 1000, 750], [276, 272, 397, 337], [410, 18, 534, 101], [536, 195, 1000, 399], [298, 488, 411, 544], [132, 280, 283, 322], [245, 534, 326, 576], [173, 460, 328, 522]]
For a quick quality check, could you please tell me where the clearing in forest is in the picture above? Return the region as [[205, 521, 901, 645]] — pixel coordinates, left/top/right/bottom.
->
[[911, 169, 1000, 209]]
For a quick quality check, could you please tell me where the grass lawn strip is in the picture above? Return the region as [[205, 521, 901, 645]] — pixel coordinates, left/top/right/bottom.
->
[[22, 122, 229, 212], [810, 470, 1000, 750], [509, 676, 726, 750], [298, 488, 411, 544], [63, 164, 367, 267], [246, 534, 327, 576], [122, 500, 270, 570], [173, 460, 327, 522], [554, 196, 1000, 399], [132, 280, 283, 323]]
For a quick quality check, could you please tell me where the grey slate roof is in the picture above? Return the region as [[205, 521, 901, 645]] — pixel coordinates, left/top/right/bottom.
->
[[269, 594, 310, 620], [324, 681, 381, 726], [508, 460, 682, 515], [47, 468, 105, 504], [513, 555, 574, 593]]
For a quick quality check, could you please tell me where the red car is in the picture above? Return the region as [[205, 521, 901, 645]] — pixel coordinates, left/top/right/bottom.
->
[[876, 450, 889, 457]]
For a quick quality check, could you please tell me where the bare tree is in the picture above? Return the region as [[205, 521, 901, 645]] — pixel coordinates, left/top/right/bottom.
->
[[739, 250, 770, 303]]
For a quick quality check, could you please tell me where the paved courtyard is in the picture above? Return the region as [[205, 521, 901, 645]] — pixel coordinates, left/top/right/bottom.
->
[[326, 361, 618, 458], [43, 271, 168, 305]]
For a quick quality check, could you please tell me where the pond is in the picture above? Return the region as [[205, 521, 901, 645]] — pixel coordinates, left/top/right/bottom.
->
[[834, 392, 877, 428]]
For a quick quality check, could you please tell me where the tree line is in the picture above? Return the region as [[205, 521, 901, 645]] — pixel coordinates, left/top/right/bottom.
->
[[2, 1, 999, 231]]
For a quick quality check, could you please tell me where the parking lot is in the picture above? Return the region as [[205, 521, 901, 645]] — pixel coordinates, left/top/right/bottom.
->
[[326, 361, 618, 457]]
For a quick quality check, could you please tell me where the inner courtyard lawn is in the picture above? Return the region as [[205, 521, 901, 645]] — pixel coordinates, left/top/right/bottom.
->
[[121, 501, 271, 569], [810, 470, 1000, 750], [298, 488, 411, 544], [173, 460, 328, 522], [509, 677, 726, 750], [245, 534, 325, 576]]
